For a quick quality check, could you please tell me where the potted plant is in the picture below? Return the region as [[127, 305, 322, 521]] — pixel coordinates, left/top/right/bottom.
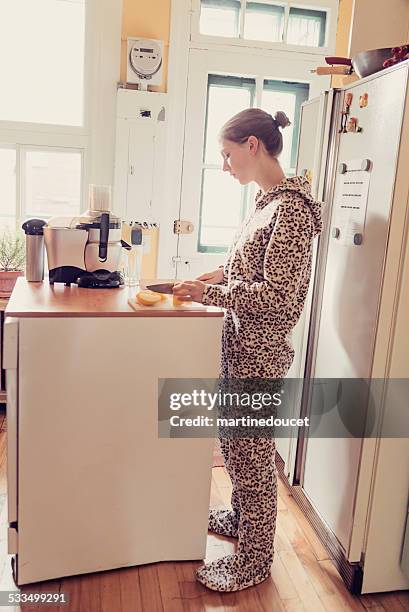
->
[[0, 228, 25, 298]]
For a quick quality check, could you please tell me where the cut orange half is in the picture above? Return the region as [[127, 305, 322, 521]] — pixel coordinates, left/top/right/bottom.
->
[[136, 290, 163, 306]]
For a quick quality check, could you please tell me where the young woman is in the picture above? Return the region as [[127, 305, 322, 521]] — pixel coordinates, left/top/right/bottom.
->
[[173, 108, 323, 592]]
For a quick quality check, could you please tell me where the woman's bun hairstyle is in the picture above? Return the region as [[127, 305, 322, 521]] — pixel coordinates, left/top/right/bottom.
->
[[274, 111, 291, 129], [220, 107, 291, 157]]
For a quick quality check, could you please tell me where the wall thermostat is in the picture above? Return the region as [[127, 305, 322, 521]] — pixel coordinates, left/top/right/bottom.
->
[[127, 38, 163, 87]]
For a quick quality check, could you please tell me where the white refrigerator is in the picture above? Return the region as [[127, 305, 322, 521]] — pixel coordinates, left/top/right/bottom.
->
[[284, 60, 409, 594]]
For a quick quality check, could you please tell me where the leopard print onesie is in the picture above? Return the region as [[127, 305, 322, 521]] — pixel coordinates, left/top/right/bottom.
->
[[197, 176, 323, 591]]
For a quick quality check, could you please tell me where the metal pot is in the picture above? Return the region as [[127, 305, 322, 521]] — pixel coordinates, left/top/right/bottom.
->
[[326, 48, 394, 78]]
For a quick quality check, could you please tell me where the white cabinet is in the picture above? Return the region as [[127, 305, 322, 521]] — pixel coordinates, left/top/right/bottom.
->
[[113, 89, 167, 222], [3, 280, 224, 586]]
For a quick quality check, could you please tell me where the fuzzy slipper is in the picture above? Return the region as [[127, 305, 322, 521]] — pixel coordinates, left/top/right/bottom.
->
[[195, 553, 271, 592], [208, 508, 239, 538]]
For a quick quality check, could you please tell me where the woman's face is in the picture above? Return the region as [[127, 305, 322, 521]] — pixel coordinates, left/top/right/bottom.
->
[[220, 137, 258, 185]]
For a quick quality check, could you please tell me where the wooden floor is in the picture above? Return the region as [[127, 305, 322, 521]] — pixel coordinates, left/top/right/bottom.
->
[[0, 411, 408, 611]]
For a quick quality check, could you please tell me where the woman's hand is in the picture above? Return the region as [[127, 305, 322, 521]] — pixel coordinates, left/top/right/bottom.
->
[[196, 267, 224, 284], [173, 280, 206, 303]]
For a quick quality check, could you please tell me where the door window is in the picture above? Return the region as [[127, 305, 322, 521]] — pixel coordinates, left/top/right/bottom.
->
[[199, 75, 255, 252], [198, 74, 309, 253]]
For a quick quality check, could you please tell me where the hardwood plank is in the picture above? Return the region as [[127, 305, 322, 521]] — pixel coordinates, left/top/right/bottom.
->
[[138, 564, 164, 612], [378, 600, 402, 612], [118, 566, 143, 612], [278, 508, 335, 598], [275, 516, 295, 552], [396, 593, 409, 611], [57, 576, 82, 612], [279, 549, 327, 612], [156, 561, 185, 612], [79, 572, 102, 612], [319, 559, 367, 611], [174, 561, 205, 612], [320, 592, 358, 611], [277, 480, 330, 562], [360, 593, 388, 608], [277, 491, 288, 512], [253, 573, 286, 611], [282, 599, 306, 611], [100, 569, 123, 612], [271, 553, 300, 601]]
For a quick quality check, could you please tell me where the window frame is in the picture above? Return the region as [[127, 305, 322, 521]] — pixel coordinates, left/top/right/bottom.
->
[[191, 0, 337, 54]]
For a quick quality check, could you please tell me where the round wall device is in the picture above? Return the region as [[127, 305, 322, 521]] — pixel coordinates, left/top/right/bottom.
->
[[128, 38, 163, 81]]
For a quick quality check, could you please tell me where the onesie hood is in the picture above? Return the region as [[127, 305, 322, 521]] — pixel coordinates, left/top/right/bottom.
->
[[255, 176, 323, 237]]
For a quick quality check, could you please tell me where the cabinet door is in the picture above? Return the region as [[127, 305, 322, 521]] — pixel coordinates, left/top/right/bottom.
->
[[16, 316, 222, 585], [127, 120, 156, 221]]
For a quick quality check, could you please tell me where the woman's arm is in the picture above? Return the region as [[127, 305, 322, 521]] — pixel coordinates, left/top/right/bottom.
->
[[196, 266, 226, 285], [201, 199, 315, 313]]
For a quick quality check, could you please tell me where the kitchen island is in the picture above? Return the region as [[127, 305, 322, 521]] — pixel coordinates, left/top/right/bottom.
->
[[3, 278, 224, 585]]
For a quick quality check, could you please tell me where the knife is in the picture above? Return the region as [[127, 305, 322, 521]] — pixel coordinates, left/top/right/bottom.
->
[[146, 282, 176, 294]]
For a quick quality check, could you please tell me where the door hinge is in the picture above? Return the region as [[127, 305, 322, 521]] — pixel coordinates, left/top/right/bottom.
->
[[173, 220, 194, 235]]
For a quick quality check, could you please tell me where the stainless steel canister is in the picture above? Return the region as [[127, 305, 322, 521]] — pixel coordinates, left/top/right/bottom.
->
[[22, 219, 47, 282]]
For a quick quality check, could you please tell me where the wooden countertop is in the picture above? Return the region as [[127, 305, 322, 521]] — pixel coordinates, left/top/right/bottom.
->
[[5, 278, 224, 318]]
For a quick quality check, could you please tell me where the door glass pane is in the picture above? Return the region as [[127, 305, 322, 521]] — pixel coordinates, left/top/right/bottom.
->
[[23, 150, 82, 219], [261, 90, 296, 172], [0, 148, 16, 216], [261, 81, 309, 173], [199, 169, 245, 251], [244, 2, 284, 42], [0, 0, 85, 125], [287, 7, 327, 47], [200, 0, 241, 37], [205, 76, 255, 164], [200, 75, 255, 253]]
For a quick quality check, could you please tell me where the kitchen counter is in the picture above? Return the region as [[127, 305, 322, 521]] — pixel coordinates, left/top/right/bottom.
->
[[6, 277, 223, 318], [3, 278, 223, 585]]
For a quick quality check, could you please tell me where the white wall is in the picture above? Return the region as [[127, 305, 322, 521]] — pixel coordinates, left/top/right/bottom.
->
[[85, 0, 123, 190]]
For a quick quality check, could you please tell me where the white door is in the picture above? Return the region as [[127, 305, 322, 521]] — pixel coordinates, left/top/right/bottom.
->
[[174, 47, 328, 279]]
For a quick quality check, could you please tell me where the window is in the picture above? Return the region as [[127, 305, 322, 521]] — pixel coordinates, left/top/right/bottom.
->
[[287, 7, 326, 47], [0, 148, 17, 232], [0, 146, 82, 232], [261, 80, 309, 171], [244, 2, 285, 42], [199, 0, 328, 48], [200, 0, 241, 37], [0, 0, 86, 126], [198, 74, 308, 253], [23, 150, 82, 219], [199, 75, 255, 252]]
